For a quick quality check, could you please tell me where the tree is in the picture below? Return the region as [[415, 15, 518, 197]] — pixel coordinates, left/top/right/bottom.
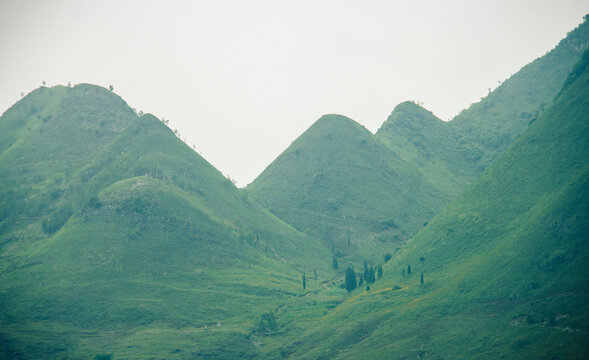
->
[[367, 265, 376, 283], [363, 259, 368, 281], [94, 354, 112, 360], [258, 312, 278, 335], [358, 277, 364, 287], [344, 266, 357, 293], [332, 255, 338, 269], [377, 265, 383, 279], [302, 273, 306, 290], [109, 84, 114, 91], [407, 264, 412, 275], [313, 268, 317, 286], [420, 272, 424, 284], [384, 253, 392, 262]]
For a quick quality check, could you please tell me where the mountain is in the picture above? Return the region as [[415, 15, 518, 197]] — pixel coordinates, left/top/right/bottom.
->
[[375, 101, 474, 199], [448, 15, 589, 169], [249, 17, 589, 265], [0, 84, 332, 359], [248, 113, 449, 263], [274, 48, 589, 359]]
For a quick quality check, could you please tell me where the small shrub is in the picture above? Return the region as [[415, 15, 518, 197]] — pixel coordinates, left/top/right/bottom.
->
[[94, 354, 113, 360]]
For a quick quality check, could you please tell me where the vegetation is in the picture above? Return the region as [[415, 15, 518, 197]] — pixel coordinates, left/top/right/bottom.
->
[[272, 44, 589, 359], [344, 266, 357, 293], [0, 84, 332, 359], [0, 15, 588, 360]]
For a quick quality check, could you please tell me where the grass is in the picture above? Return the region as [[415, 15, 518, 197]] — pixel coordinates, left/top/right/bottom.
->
[[268, 46, 589, 360], [248, 19, 589, 270], [0, 17, 588, 360], [0, 84, 334, 359]]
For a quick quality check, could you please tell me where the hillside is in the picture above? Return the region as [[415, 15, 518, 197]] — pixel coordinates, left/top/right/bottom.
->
[[249, 17, 589, 266], [248, 114, 448, 263], [449, 15, 589, 169], [272, 48, 589, 359], [0, 84, 332, 359]]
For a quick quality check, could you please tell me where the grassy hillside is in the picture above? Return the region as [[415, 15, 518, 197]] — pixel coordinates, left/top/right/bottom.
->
[[249, 114, 448, 263], [375, 101, 475, 199], [449, 15, 589, 169], [0, 84, 333, 359], [250, 17, 589, 268], [272, 48, 589, 360]]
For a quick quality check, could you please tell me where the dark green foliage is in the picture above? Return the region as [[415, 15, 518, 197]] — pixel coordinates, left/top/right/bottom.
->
[[367, 265, 376, 284], [363, 259, 368, 281], [377, 265, 383, 279], [407, 264, 411, 275], [420, 272, 424, 284], [94, 354, 113, 360], [384, 253, 392, 262], [41, 204, 73, 235], [302, 273, 306, 290], [332, 254, 338, 269], [344, 266, 357, 293], [257, 312, 278, 335]]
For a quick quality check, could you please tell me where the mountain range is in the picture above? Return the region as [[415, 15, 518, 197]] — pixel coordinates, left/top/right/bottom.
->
[[0, 15, 588, 360]]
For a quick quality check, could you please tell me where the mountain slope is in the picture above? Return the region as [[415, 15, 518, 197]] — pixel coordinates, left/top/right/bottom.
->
[[276, 48, 589, 360], [249, 114, 448, 262], [0, 84, 332, 359], [375, 101, 474, 199], [250, 17, 589, 266], [448, 15, 589, 169]]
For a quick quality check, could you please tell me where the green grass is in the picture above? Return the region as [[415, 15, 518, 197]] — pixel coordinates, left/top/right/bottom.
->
[[269, 47, 589, 360], [248, 18, 589, 269], [0, 84, 333, 359], [0, 17, 588, 360]]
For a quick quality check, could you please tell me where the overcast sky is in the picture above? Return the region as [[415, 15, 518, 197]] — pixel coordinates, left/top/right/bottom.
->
[[1, 1, 588, 186]]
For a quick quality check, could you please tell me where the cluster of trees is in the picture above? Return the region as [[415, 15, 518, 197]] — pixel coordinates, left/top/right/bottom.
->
[[402, 263, 425, 284], [343, 260, 384, 293]]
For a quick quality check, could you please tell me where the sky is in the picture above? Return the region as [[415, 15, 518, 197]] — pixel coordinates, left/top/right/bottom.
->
[[1, 1, 588, 186]]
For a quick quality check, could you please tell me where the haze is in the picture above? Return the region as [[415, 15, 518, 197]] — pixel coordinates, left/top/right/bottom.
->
[[1, 0, 588, 186]]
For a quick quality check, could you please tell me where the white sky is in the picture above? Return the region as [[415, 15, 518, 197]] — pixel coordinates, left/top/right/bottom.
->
[[1, 1, 588, 186]]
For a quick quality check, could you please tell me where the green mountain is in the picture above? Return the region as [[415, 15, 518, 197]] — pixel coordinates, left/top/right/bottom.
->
[[0, 84, 332, 359], [248, 113, 449, 263], [1, 15, 587, 360], [273, 48, 589, 359], [249, 18, 589, 266], [449, 15, 589, 169]]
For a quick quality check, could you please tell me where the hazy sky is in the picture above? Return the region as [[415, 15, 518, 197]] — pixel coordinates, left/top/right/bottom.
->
[[1, 1, 588, 186]]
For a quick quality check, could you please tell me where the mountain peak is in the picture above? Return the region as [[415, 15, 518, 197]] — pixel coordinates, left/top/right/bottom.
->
[[377, 101, 443, 135], [306, 113, 373, 140]]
